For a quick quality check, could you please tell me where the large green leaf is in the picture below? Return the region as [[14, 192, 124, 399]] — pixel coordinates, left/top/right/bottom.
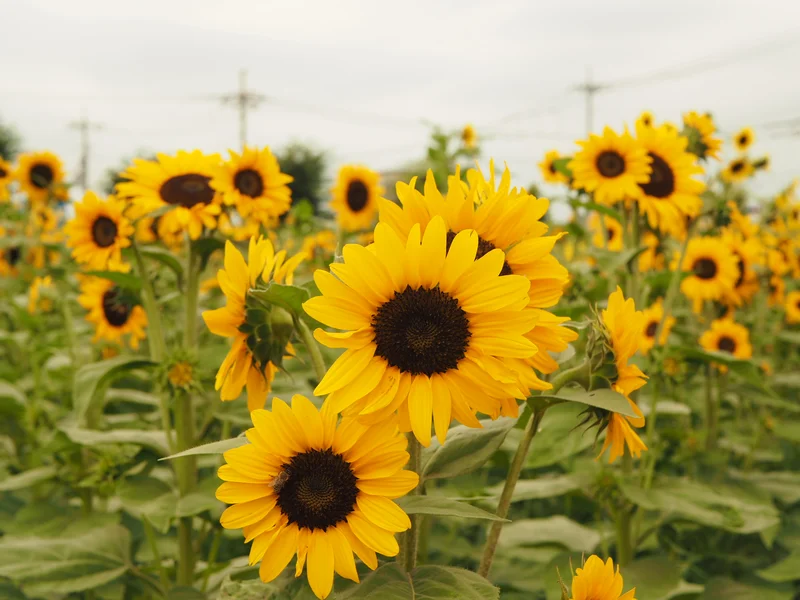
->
[[487, 473, 583, 504], [496, 516, 600, 553], [337, 564, 498, 600], [533, 386, 638, 418], [73, 357, 156, 425], [701, 577, 791, 600], [396, 496, 508, 522], [161, 436, 248, 460], [61, 425, 170, 455], [523, 403, 595, 469], [0, 466, 57, 492], [422, 417, 516, 480]]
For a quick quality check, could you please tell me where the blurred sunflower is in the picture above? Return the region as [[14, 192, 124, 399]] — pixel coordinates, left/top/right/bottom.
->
[[733, 127, 755, 152], [64, 191, 133, 271], [768, 275, 786, 307], [682, 111, 721, 160], [635, 124, 705, 237], [569, 555, 637, 600], [680, 236, 738, 312], [699, 318, 753, 360], [304, 216, 538, 446], [28, 275, 54, 315], [212, 147, 293, 223], [117, 150, 221, 240], [461, 124, 477, 149], [721, 228, 762, 306], [639, 298, 675, 354], [330, 165, 383, 232], [636, 111, 654, 129], [569, 127, 651, 205], [638, 231, 664, 272], [589, 213, 623, 251], [721, 157, 753, 183], [785, 291, 800, 324], [202, 237, 305, 411], [78, 277, 147, 349], [217, 396, 417, 599], [538, 150, 569, 184], [15, 151, 65, 204]]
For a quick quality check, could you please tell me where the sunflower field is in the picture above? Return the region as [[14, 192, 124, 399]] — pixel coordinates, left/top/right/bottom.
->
[[0, 111, 799, 600]]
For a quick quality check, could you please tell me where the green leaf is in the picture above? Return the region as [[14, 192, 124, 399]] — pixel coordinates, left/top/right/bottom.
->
[[487, 474, 583, 504], [497, 515, 600, 553], [0, 466, 57, 492], [138, 245, 184, 289], [251, 282, 310, 317], [337, 563, 498, 600], [60, 425, 171, 456], [534, 386, 638, 418], [422, 417, 516, 480], [73, 356, 156, 424], [395, 496, 508, 522], [83, 270, 142, 291], [161, 436, 248, 461], [702, 577, 791, 600]]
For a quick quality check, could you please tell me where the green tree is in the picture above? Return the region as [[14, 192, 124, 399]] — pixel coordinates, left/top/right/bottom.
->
[[276, 143, 327, 213]]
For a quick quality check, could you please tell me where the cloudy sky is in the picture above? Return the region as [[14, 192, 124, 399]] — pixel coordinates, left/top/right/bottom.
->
[[3, 0, 800, 215]]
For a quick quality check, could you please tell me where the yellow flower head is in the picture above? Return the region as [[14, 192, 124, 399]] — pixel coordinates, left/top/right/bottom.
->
[[639, 298, 675, 354], [217, 396, 418, 599], [64, 191, 134, 271], [680, 236, 738, 313], [77, 277, 148, 350], [570, 555, 637, 600], [733, 126, 755, 152], [14, 151, 65, 204], [539, 150, 569, 184], [785, 291, 800, 324], [330, 165, 383, 232]]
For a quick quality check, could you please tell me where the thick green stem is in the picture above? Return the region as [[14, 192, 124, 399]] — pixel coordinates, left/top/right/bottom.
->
[[403, 435, 423, 572], [297, 319, 327, 382]]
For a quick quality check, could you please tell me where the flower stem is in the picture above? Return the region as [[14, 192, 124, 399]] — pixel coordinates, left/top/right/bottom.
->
[[403, 434, 423, 572], [297, 318, 327, 382]]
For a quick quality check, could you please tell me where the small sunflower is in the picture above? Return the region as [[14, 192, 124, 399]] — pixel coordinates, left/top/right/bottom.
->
[[682, 111, 721, 160], [461, 124, 477, 149], [539, 150, 569, 184], [217, 396, 418, 599], [78, 276, 147, 349], [28, 275, 54, 314], [636, 111, 654, 129], [14, 151, 65, 204], [635, 124, 705, 237], [569, 555, 637, 600], [304, 216, 539, 446], [680, 236, 738, 312], [733, 127, 755, 152], [768, 275, 786, 307], [721, 157, 754, 183], [589, 213, 624, 251], [117, 150, 221, 240], [64, 191, 134, 271], [330, 166, 383, 232], [569, 127, 651, 205], [212, 146, 293, 223], [699, 318, 753, 360], [202, 237, 305, 411], [785, 291, 800, 324], [721, 227, 763, 306]]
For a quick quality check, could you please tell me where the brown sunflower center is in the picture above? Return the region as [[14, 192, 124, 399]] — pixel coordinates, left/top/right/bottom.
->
[[92, 216, 118, 248], [718, 336, 736, 353], [30, 163, 55, 189], [345, 179, 369, 212], [645, 320, 658, 338], [6, 246, 21, 266], [595, 151, 626, 178], [445, 231, 513, 276], [372, 286, 471, 376], [640, 153, 675, 199], [731, 160, 744, 174], [693, 258, 718, 280], [102, 288, 132, 327], [159, 174, 214, 208], [233, 168, 264, 198], [275, 449, 357, 531]]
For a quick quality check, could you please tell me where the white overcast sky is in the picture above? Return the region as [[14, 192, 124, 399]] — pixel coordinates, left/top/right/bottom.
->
[[3, 0, 800, 213]]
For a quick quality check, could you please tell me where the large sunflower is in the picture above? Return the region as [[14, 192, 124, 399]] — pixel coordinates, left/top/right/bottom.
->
[[635, 124, 704, 237], [211, 146, 293, 223], [721, 227, 763, 306], [569, 127, 651, 205], [15, 151, 65, 204], [721, 156, 754, 184], [699, 318, 753, 360], [330, 166, 383, 231], [785, 291, 800, 324], [682, 111, 721, 160], [598, 288, 648, 463], [117, 151, 221, 240], [304, 216, 538, 446], [680, 236, 738, 312], [589, 212, 624, 251], [639, 298, 675, 354], [569, 555, 637, 600], [78, 276, 147, 349], [217, 396, 417, 599], [203, 237, 305, 411], [64, 191, 133, 271], [378, 165, 576, 398], [538, 150, 569, 184], [733, 127, 755, 152]]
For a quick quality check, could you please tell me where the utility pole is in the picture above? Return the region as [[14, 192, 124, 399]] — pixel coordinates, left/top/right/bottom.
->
[[220, 70, 266, 149], [68, 111, 103, 191], [572, 67, 605, 135]]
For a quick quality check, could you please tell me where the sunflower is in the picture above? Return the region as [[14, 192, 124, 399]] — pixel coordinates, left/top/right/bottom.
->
[[78, 276, 147, 349], [117, 150, 221, 240], [304, 216, 539, 446], [682, 111, 722, 160], [720, 227, 763, 306], [635, 124, 705, 237], [733, 127, 755, 151], [28, 275, 54, 314], [785, 291, 800, 324], [64, 191, 134, 271], [378, 165, 576, 399], [569, 555, 637, 600], [461, 124, 477, 149], [330, 166, 383, 232], [589, 213, 623, 251], [217, 396, 417, 599], [14, 151, 65, 204], [680, 236, 738, 313], [636, 111, 654, 129], [539, 150, 569, 184], [768, 275, 786, 307], [699, 318, 753, 361], [569, 127, 651, 205], [638, 231, 664, 272], [202, 237, 305, 411], [721, 157, 754, 183], [639, 298, 675, 354], [598, 288, 648, 463], [211, 146, 293, 223]]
